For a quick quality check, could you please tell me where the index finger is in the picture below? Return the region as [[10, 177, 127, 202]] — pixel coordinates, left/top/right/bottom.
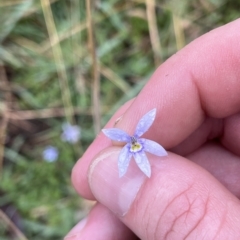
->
[[72, 19, 240, 199]]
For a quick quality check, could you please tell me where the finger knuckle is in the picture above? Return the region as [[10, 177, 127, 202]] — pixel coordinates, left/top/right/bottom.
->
[[140, 186, 226, 240], [163, 185, 209, 240], [133, 177, 235, 240], [148, 184, 227, 240]]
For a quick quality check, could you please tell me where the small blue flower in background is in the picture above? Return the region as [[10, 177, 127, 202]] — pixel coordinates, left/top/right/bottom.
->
[[43, 146, 59, 162], [61, 123, 81, 144], [102, 109, 167, 178]]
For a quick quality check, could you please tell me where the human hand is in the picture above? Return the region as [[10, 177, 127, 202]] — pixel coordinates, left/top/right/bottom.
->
[[65, 19, 240, 239]]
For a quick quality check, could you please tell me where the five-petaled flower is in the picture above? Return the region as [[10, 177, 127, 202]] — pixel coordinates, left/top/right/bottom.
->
[[43, 146, 59, 162], [102, 108, 167, 178], [61, 123, 81, 144]]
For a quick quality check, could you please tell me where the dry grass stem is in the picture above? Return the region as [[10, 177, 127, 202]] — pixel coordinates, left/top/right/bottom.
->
[[0, 209, 29, 240], [86, 0, 101, 134], [99, 62, 130, 93], [0, 65, 11, 174], [40, 21, 87, 53], [146, 0, 162, 67], [75, 69, 86, 96], [14, 36, 43, 52], [40, 0, 74, 124], [199, 0, 215, 11], [172, 14, 185, 50], [0, 0, 27, 7], [127, 8, 147, 20], [6, 106, 110, 120], [40, 2, 131, 53]]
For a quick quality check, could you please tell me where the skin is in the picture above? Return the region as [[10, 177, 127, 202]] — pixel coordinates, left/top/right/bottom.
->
[[65, 19, 240, 239]]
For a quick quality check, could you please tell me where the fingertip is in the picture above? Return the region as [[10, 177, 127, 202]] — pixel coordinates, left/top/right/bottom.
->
[[71, 158, 95, 200], [88, 147, 147, 216], [65, 203, 137, 240], [64, 217, 88, 239], [71, 99, 135, 199]]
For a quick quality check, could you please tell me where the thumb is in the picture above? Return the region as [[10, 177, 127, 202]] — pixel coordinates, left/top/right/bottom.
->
[[88, 147, 240, 240]]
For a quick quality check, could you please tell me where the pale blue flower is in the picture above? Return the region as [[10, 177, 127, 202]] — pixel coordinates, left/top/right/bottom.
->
[[102, 109, 167, 178], [61, 123, 81, 144], [43, 146, 58, 162]]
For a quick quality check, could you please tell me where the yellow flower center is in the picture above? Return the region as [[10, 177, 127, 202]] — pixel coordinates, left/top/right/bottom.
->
[[130, 140, 143, 153]]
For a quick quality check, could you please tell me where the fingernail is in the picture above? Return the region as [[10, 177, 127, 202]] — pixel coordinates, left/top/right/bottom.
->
[[88, 148, 146, 216], [64, 217, 88, 240]]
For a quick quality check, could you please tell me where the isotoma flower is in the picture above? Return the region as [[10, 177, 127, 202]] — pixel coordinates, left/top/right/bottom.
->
[[43, 146, 59, 162], [102, 108, 167, 178], [61, 123, 81, 144]]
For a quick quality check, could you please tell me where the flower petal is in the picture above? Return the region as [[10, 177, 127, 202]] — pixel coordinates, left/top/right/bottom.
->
[[118, 144, 132, 177], [134, 108, 156, 137], [142, 139, 167, 156], [102, 128, 130, 142], [133, 151, 151, 178]]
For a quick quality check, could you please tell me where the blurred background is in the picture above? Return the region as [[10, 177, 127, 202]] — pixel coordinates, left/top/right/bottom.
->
[[0, 0, 239, 239]]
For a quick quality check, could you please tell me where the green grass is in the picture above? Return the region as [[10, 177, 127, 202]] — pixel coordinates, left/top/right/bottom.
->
[[0, 0, 239, 239]]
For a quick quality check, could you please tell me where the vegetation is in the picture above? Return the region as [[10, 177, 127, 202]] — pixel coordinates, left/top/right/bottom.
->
[[0, 0, 239, 239]]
